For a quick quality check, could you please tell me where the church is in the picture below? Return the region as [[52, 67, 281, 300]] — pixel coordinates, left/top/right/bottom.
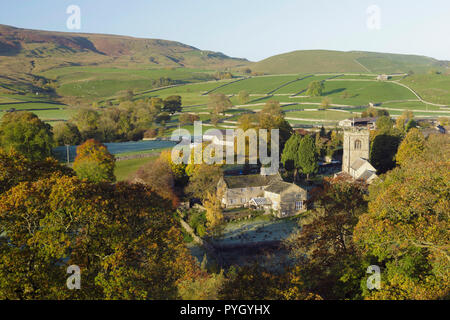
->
[[338, 128, 378, 183]]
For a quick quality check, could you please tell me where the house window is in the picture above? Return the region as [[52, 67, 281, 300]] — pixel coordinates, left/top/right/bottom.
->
[[354, 139, 362, 150], [241, 198, 246, 203], [295, 201, 303, 210]]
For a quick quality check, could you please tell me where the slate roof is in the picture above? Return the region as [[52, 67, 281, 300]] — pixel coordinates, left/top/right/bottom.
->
[[264, 181, 300, 194], [350, 158, 368, 171], [358, 170, 377, 181], [223, 173, 281, 189]]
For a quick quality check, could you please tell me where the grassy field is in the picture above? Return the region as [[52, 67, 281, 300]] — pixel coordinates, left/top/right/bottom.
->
[[114, 156, 157, 181], [2, 71, 448, 129], [213, 75, 300, 94], [400, 74, 450, 105], [39, 66, 218, 100]]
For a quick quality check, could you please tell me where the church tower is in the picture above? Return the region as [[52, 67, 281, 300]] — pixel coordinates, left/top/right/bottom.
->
[[342, 129, 370, 174]]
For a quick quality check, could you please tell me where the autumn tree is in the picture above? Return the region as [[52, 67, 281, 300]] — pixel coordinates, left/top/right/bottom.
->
[[0, 148, 74, 194], [395, 128, 426, 166], [73, 139, 116, 183], [0, 175, 199, 299], [185, 164, 223, 201], [285, 176, 368, 299], [262, 100, 283, 117], [134, 155, 179, 207], [208, 93, 232, 116], [0, 111, 54, 160], [203, 192, 224, 236], [354, 155, 450, 300]]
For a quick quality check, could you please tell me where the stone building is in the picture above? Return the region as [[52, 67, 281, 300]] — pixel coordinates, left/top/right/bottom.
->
[[217, 173, 308, 217], [340, 129, 377, 183], [263, 181, 308, 217]]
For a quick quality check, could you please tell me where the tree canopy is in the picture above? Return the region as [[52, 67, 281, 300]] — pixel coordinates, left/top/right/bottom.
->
[[73, 139, 116, 183], [0, 111, 54, 160]]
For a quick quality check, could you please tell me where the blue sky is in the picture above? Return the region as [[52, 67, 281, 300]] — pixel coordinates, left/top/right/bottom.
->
[[1, 0, 449, 61]]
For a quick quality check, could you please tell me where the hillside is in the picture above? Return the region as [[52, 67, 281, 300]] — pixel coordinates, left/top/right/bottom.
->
[[0, 24, 248, 97], [251, 50, 448, 75]]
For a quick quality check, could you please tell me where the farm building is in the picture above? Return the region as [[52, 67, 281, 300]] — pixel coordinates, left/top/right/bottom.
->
[[339, 117, 377, 129], [376, 74, 390, 81]]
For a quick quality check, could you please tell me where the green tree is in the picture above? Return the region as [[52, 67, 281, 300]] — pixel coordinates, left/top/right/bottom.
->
[[53, 122, 82, 146], [297, 134, 318, 179], [281, 133, 302, 180], [162, 95, 182, 114], [0, 111, 54, 160], [72, 108, 100, 140], [306, 81, 324, 97], [73, 139, 115, 183], [238, 90, 250, 105]]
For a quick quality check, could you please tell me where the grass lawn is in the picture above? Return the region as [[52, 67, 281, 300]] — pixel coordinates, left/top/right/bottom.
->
[[114, 156, 157, 181]]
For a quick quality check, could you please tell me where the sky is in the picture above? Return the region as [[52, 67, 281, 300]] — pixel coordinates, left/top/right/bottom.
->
[[1, 0, 449, 62]]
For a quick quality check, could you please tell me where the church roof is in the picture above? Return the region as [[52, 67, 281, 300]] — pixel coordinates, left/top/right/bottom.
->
[[351, 158, 375, 172], [358, 170, 377, 181]]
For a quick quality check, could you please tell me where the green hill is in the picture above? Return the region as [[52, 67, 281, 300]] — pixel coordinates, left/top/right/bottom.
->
[[251, 50, 447, 75]]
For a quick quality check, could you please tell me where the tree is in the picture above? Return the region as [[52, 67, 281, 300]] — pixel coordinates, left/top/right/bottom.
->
[[208, 93, 232, 115], [395, 128, 426, 166], [203, 192, 224, 236], [297, 134, 318, 179], [354, 155, 450, 299], [285, 176, 368, 299], [73, 139, 116, 183], [370, 132, 402, 174], [0, 175, 199, 299], [375, 116, 393, 133], [185, 164, 223, 201], [281, 133, 302, 180], [179, 113, 200, 125], [262, 100, 283, 117], [0, 148, 74, 194], [134, 156, 178, 207], [162, 95, 182, 115], [0, 112, 54, 160], [53, 122, 82, 146], [320, 97, 331, 109], [72, 108, 100, 140], [306, 81, 324, 97], [238, 90, 250, 105]]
